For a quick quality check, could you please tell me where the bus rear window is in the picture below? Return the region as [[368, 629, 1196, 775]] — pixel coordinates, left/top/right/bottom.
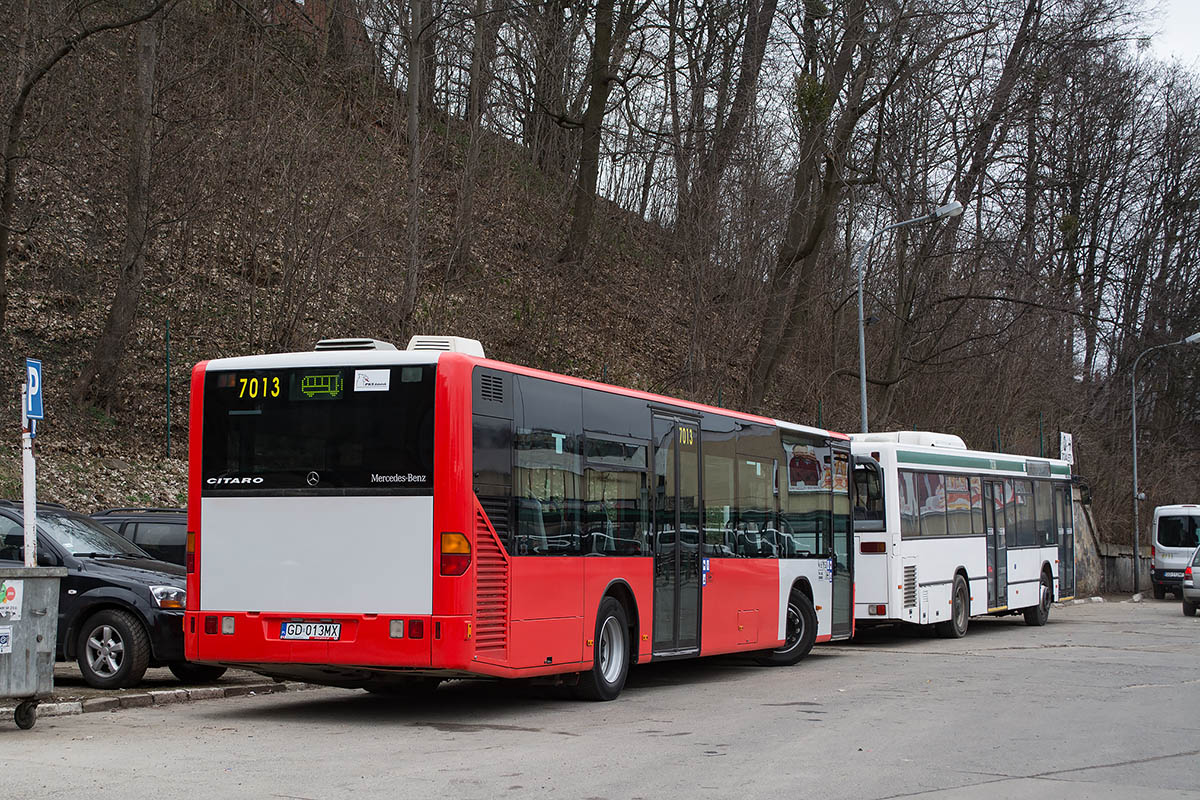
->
[[201, 365, 435, 494], [1157, 516, 1198, 549]]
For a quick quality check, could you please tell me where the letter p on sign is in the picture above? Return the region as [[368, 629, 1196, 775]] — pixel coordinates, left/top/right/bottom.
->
[[26, 358, 43, 420]]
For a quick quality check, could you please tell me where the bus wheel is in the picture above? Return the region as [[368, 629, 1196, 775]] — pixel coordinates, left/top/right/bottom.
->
[[936, 574, 969, 639], [575, 597, 630, 701], [757, 589, 817, 666], [1024, 569, 1052, 626]]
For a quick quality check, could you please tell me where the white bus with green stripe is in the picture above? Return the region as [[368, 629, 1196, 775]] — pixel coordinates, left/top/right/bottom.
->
[[850, 432, 1075, 637]]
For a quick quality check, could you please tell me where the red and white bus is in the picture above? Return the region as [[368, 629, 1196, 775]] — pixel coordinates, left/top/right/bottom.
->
[[183, 336, 854, 699]]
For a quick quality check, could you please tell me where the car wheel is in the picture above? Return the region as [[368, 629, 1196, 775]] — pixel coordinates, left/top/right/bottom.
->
[[575, 596, 630, 701], [757, 588, 818, 665], [1023, 569, 1052, 627], [76, 609, 151, 689], [1184, 599, 1198, 617], [168, 662, 228, 684], [1153, 584, 1166, 600]]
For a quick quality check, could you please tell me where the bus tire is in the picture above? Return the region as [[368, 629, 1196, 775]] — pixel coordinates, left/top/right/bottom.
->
[[168, 662, 228, 684], [575, 596, 630, 701], [936, 574, 969, 639], [1024, 569, 1052, 626], [757, 588, 818, 666]]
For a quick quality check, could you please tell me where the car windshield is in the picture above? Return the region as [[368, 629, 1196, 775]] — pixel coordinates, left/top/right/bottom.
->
[[39, 512, 149, 558], [1157, 515, 1199, 549]]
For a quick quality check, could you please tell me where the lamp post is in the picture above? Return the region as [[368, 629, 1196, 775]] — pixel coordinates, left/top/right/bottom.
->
[[1130, 331, 1200, 593], [854, 199, 964, 433]]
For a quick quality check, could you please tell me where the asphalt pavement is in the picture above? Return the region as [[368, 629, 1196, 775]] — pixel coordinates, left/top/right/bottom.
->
[[2, 597, 1197, 799]]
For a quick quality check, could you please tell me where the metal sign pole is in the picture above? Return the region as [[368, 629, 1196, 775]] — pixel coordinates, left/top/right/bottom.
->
[[20, 383, 37, 568]]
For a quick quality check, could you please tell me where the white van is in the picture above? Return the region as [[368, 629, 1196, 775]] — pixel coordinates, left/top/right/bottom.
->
[[1151, 505, 1200, 599]]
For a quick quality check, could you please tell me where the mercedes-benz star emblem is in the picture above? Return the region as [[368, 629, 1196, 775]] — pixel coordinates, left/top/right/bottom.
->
[[306, 471, 320, 486]]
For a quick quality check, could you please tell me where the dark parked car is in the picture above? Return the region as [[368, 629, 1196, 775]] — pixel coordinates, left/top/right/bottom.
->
[[91, 507, 187, 565], [0, 501, 224, 688]]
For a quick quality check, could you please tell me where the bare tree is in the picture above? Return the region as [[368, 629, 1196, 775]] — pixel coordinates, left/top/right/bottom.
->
[[75, 16, 160, 407], [559, 0, 639, 265], [0, 0, 172, 332]]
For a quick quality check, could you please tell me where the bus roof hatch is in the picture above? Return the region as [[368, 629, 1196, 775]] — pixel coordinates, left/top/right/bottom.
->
[[406, 335, 486, 358], [313, 338, 398, 351]]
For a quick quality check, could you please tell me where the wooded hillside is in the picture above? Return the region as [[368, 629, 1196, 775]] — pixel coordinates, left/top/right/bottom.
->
[[0, 0, 1196, 545]]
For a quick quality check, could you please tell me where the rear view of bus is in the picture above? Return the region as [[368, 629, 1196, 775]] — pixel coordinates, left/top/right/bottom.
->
[[184, 338, 458, 688]]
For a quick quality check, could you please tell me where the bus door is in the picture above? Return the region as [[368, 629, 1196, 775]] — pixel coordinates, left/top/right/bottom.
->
[[830, 447, 853, 639], [652, 414, 702, 655], [983, 480, 1008, 608], [1055, 485, 1075, 599]]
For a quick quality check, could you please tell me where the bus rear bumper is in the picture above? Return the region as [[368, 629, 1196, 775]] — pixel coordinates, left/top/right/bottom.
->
[[184, 611, 478, 670]]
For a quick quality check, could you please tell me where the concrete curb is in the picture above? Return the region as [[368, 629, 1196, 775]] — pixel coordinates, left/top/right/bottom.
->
[[2, 681, 316, 719], [1056, 596, 1106, 607]]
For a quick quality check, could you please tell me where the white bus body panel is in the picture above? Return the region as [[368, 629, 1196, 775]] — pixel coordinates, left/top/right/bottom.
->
[[900, 537, 987, 622], [1007, 545, 1058, 608], [777, 560, 834, 640], [852, 537, 890, 605], [200, 496, 434, 614]]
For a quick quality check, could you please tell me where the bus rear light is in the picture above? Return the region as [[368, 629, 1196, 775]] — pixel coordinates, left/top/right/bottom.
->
[[408, 619, 425, 639], [440, 532, 471, 576], [204, 615, 218, 635], [222, 616, 235, 635], [860, 542, 886, 554], [186, 531, 196, 574], [389, 620, 405, 639], [867, 605, 886, 615]]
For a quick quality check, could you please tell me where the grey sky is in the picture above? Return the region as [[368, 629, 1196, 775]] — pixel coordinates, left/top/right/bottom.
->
[[1149, 0, 1200, 66]]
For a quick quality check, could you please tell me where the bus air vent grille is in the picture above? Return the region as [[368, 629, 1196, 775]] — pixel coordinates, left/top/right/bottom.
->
[[480, 374, 504, 404], [474, 509, 510, 659], [903, 565, 917, 608]]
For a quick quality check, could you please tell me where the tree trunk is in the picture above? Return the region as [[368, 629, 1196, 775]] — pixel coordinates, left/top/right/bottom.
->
[[744, 0, 867, 407], [402, 0, 423, 334], [418, 0, 437, 114], [0, 0, 170, 333], [559, 0, 629, 265], [450, 0, 500, 275], [524, 0, 573, 173], [75, 19, 159, 407]]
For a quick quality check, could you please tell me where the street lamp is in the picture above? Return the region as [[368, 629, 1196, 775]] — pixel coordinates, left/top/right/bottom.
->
[[854, 199, 964, 433], [1130, 331, 1200, 594]]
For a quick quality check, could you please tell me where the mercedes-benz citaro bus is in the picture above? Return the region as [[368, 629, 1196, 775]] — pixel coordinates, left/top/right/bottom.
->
[[850, 431, 1075, 638], [184, 336, 855, 700]]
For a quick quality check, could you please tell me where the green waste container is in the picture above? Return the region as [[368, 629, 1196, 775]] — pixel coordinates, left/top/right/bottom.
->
[[0, 566, 66, 729]]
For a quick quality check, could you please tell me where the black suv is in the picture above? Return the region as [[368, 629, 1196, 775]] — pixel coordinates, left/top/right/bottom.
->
[[0, 502, 225, 688], [91, 507, 187, 565]]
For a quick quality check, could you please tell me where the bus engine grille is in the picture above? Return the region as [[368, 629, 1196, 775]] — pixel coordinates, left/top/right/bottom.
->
[[474, 509, 510, 660], [904, 565, 917, 608]]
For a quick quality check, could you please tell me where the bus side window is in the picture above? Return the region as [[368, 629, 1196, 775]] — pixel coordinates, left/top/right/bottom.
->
[[853, 461, 884, 528]]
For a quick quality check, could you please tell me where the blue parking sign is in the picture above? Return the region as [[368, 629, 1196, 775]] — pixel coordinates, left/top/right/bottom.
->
[[26, 358, 43, 420]]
